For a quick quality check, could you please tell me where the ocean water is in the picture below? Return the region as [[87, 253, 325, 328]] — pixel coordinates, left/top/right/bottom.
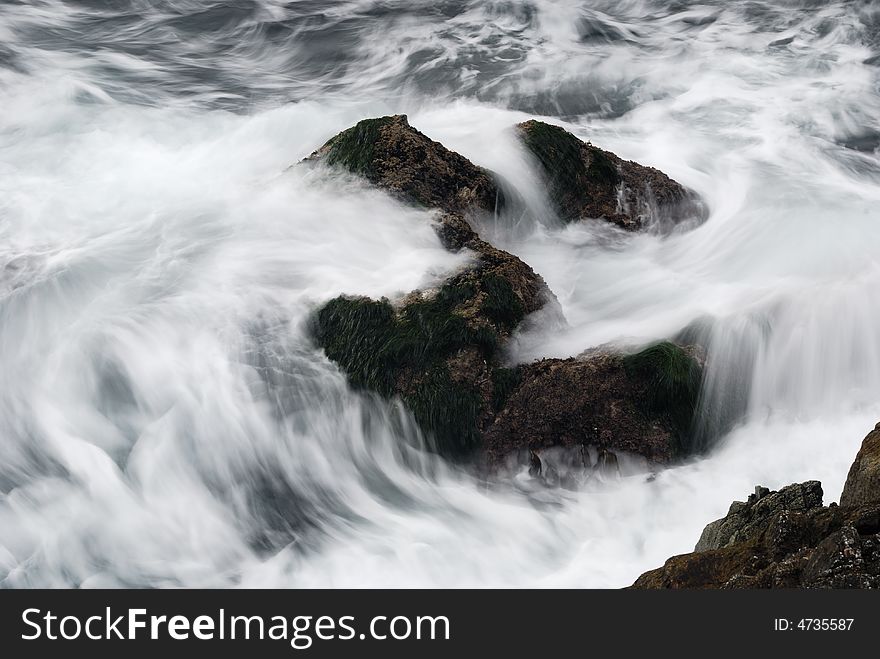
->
[[1, 0, 879, 587]]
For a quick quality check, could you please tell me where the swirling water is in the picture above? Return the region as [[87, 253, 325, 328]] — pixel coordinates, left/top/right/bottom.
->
[[1, 0, 879, 587]]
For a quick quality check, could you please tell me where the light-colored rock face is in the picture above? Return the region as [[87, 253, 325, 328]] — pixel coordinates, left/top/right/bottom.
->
[[304, 115, 502, 216], [840, 423, 880, 508]]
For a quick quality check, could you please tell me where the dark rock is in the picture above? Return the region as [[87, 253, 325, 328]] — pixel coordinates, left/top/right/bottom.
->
[[840, 422, 880, 508], [306, 116, 562, 459], [632, 503, 880, 589], [305, 114, 502, 215], [311, 248, 549, 457], [528, 450, 542, 478], [307, 117, 707, 466], [633, 423, 880, 589], [768, 35, 796, 48], [800, 525, 873, 589], [748, 485, 770, 504], [313, 292, 702, 466], [483, 342, 704, 466], [516, 119, 705, 231], [695, 481, 823, 551]]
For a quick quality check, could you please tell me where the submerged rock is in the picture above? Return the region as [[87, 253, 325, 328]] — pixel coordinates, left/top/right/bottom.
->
[[632, 423, 880, 589], [516, 119, 705, 231]]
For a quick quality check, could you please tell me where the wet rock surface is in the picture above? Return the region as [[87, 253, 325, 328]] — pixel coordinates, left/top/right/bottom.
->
[[841, 422, 880, 508], [312, 251, 552, 458], [307, 116, 706, 465], [633, 424, 880, 588], [694, 481, 824, 551], [304, 114, 502, 215], [484, 342, 704, 466], [516, 119, 705, 231]]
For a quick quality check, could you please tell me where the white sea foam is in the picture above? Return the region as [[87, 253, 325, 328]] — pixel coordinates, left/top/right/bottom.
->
[[1, 0, 879, 587]]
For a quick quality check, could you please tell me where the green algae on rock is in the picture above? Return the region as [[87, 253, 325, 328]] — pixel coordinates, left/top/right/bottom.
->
[[305, 114, 502, 215], [516, 119, 704, 231], [841, 422, 880, 508]]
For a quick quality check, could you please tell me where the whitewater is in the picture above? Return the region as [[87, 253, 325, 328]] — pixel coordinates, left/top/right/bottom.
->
[[1, 0, 879, 587]]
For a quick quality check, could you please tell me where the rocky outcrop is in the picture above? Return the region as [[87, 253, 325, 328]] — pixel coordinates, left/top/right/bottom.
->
[[305, 114, 502, 215], [841, 422, 880, 508], [314, 293, 703, 464], [483, 342, 704, 466], [312, 251, 551, 457], [306, 115, 560, 458], [516, 120, 705, 231], [632, 424, 880, 589], [306, 115, 706, 465]]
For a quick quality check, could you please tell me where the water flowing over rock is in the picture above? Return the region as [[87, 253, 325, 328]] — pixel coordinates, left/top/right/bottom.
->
[[306, 117, 705, 465], [483, 343, 704, 466], [306, 116, 556, 457], [633, 424, 880, 588], [694, 482, 824, 551], [304, 114, 502, 215], [516, 119, 706, 231]]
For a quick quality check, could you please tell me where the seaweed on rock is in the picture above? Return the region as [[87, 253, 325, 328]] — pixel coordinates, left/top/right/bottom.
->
[[312, 282, 506, 457], [516, 119, 703, 231], [318, 117, 394, 178], [490, 366, 523, 413], [623, 341, 702, 454], [404, 367, 483, 456], [480, 274, 526, 331]]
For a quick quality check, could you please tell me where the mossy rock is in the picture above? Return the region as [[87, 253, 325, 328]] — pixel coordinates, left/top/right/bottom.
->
[[306, 115, 502, 214], [404, 367, 483, 456], [517, 119, 622, 224], [313, 283, 498, 392], [517, 119, 702, 231], [312, 296, 399, 395], [482, 344, 704, 466], [480, 274, 526, 331], [304, 116, 709, 467], [491, 366, 523, 413], [315, 293, 706, 465], [623, 341, 703, 455]]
